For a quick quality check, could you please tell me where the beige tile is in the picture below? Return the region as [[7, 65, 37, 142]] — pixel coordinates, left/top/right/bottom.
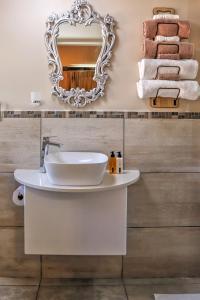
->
[[123, 228, 200, 278], [0, 228, 40, 278], [0, 174, 23, 226], [42, 118, 123, 156], [0, 286, 37, 300], [42, 256, 122, 279], [126, 283, 200, 300], [125, 119, 200, 172], [128, 173, 200, 227], [0, 119, 40, 172], [38, 285, 126, 300]]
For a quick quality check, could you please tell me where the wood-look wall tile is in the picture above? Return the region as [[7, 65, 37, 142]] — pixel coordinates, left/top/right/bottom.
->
[[42, 119, 123, 156], [124, 228, 200, 278], [42, 256, 122, 279], [128, 173, 200, 227], [0, 174, 23, 226], [0, 228, 40, 278], [125, 119, 200, 172], [0, 119, 40, 172]]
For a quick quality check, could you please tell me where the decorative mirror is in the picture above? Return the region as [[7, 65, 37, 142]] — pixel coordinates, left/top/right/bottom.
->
[[45, 0, 116, 108]]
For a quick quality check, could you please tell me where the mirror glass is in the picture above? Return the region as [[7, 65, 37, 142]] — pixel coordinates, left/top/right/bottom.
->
[[56, 23, 103, 91]]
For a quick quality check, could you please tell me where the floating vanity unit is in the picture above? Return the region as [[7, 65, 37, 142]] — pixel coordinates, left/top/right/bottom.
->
[[14, 152, 140, 256]]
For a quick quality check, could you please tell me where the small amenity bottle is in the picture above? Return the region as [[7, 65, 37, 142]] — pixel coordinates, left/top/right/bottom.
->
[[109, 151, 117, 174], [116, 151, 123, 174]]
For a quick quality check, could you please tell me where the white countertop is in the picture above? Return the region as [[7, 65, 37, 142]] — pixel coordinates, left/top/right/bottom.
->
[[14, 169, 140, 193]]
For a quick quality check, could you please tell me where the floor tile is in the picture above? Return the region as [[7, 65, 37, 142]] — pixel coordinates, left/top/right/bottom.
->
[[0, 286, 37, 300], [38, 285, 127, 300], [126, 283, 200, 300]]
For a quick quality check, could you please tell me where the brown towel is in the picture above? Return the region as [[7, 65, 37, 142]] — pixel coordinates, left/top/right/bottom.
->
[[143, 19, 191, 39], [143, 40, 194, 59], [158, 73, 180, 80], [157, 53, 180, 60]]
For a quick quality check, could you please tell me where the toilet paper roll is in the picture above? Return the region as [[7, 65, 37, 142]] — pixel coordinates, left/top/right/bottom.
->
[[12, 185, 24, 206]]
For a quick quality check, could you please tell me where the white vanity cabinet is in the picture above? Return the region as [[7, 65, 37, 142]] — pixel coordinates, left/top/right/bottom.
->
[[14, 170, 140, 255]]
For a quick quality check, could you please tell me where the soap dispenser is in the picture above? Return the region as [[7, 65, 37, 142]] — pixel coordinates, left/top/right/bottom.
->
[[116, 151, 123, 174], [109, 151, 117, 174]]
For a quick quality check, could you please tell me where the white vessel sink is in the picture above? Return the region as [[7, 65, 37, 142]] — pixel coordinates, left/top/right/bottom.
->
[[44, 152, 108, 186]]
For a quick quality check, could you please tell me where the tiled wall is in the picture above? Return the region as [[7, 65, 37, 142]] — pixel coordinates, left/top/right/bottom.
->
[[0, 113, 200, 279]]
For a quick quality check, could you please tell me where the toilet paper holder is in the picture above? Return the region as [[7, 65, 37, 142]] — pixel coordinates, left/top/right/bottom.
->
[[13, 186, 24, 206]]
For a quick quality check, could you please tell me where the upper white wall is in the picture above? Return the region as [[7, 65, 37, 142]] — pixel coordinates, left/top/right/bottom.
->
[[0, 0, 200, 111]]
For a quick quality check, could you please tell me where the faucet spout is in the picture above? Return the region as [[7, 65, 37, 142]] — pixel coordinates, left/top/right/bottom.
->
[[40, 137, 62, 173]]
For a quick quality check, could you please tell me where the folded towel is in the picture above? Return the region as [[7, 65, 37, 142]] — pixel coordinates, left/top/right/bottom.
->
[[157, 53, 180, 60], [143, 20, 191, 39], [138, 59, 199, 80], [156, 73, 179, 81], [155, 36, 180, 42], [153, 14, 180, 20], [158, 73, 180, 80], [143, 40, 194, 59], [137, 80, 200, 100]]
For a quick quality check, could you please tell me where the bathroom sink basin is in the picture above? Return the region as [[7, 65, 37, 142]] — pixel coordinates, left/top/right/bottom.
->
[[44, 152, 108, 186]]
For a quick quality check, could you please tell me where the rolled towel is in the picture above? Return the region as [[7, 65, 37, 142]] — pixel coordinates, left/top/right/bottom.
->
[[155, 35, 180, 42], [138, 59, 199, 80], [153, 14, 180, 20], [157, 53, 180, 60], [158, 73, 180, 80], [143, 40, 194, 59], [143, 19, 191, 39], [137, 80, 200, 100]]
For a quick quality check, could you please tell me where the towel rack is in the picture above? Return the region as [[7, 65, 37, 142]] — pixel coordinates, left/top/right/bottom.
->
[[150, 87, 180, 108], [154, 65, 181, 80], [150, 7, 180, 108], [155, 23, 179, 39], [155, 42, 180, 58], [153, 7, 175, 15]]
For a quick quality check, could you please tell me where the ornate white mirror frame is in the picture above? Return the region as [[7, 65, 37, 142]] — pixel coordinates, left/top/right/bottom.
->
[[45, 0, 116, 108]]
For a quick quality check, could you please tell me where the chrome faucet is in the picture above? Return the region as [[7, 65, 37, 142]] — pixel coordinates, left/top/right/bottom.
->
[[40, 136, 62, 173]]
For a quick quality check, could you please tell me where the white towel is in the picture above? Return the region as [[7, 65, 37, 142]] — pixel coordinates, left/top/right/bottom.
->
[[137, 80, 200, 100], [155, 294, 200, 300], [138, 59, 199, 80], [155, 36, 180, 42], [153, 14, 180, 20]]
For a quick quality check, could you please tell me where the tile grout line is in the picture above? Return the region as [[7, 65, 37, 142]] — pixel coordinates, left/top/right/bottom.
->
[[35, 256, 42, 300], [127, 225, 200, 229], [121, 256, 129, 300], [123, 117, 126, 170], [40, 118, 42, 168]]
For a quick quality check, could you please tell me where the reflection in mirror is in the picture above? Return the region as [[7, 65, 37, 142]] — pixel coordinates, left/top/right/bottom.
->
[[57, 23, 103, 91]]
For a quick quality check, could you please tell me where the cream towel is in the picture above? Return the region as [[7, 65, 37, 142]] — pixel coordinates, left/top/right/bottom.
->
[[155, 294, 200, 300], [138, 59, 199, 80], [137, 80, 200, 100], [155, 36, 180, 42], [153, 14, 180, 20]]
